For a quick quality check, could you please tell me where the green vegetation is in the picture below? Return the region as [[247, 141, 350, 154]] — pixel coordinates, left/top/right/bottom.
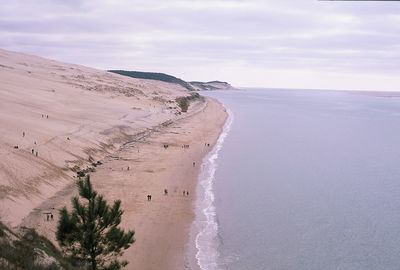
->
[[109, 70, 195, 91], [0, 222, 5, 237], [71, 163, 100, 178], [176, 97, 189, 112], [189, 81, 232, 91], [0, 223, 79, 270], [0, 174, 134, 270], [176, 92, 201, 112], [76, 167, 95, 178], [57, 175, 135, 270]]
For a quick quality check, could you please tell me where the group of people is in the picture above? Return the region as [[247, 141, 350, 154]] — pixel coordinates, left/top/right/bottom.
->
[[143, 141, 214, 202], [31, 148, 38, 157], [45, 212, 54, 221], [147, 188, 190, 201], [20, 114, 49, 154], [181, 142, 211, 149], [13, 130, 39, 157]]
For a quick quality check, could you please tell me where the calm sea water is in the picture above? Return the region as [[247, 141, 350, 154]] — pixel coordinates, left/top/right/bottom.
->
[[193, 89, 400, 270]]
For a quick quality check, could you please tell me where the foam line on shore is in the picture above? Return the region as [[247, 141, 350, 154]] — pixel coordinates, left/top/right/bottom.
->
[[194, 107, 233, 270]]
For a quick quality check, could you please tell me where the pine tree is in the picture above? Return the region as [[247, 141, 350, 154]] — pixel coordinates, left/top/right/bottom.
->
[[56, 175, 135, 270]]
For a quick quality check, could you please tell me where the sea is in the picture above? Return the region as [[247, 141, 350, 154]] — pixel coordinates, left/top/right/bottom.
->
[[191, 88, 400, 270]]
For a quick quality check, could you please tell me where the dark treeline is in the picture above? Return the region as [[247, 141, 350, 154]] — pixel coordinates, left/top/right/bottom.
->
[[109, 70, 195, 91]]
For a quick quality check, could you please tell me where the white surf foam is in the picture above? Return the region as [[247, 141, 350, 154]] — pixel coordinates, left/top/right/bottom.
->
[[194, 108, 234, 270]]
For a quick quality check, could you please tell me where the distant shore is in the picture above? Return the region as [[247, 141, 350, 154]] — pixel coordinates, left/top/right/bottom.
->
[[19, 97, 227, 270], [0, 48, 227, 270]]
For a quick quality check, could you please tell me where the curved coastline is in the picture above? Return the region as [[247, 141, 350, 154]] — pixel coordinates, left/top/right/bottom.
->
[[192, 106, 234, 270], [14, 96, 228, 270], [0, 48, 231, 270]]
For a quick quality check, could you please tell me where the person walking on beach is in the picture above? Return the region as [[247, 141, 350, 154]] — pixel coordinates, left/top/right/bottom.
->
[[186, 191, 189, 196], [51, 213, 53, 221], [183, 190, 186, 196], [22, 131, 25, 137], [193, 162, 196, 167], [164, 189, 168, 195]]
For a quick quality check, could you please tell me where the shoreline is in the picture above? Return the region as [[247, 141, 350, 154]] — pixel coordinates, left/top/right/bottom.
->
[[0, 48, 196, 228], [0, 48, 229, 269], [120, 96, 227, 270], [18, 96, 227, 270], [189, 105, 233, 270]]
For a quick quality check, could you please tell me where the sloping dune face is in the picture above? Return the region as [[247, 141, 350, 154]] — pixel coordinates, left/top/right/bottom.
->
[[0, 49, 188, 226]]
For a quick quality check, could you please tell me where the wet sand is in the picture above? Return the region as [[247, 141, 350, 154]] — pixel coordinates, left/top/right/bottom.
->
[[20, 97, 227, 270], [0, 48, 227, 269]]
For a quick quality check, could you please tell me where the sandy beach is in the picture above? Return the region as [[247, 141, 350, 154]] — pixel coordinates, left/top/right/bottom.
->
[[0, 49, 227, 269]]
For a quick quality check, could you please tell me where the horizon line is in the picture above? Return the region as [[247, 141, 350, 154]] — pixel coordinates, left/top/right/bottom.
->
[[236, 86, 400, 93]]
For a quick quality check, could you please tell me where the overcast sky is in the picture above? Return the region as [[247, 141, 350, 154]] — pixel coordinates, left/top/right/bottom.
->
[[1, 0, 400, 91]]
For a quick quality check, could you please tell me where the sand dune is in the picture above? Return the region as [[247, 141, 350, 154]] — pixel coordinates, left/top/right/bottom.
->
[[0, 48, 194, 226], [0, 49, 227, 270]]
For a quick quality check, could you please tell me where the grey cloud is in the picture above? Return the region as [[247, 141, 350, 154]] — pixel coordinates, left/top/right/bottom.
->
[[1, 0, 400, 87]]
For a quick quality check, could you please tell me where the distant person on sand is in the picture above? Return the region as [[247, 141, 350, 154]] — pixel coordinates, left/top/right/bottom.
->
[[32, 149, 34, 154], [164, 189, 168, 195], [35, 151, 38, 157], [147, 194, 152, 201], [51, 213, 54, 221], [186, 191, 189, 196], [22, 131, 25, 137], [46, 214, 49, 221], [193, 162, 196, 167], [183, 190, 186, 196]]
